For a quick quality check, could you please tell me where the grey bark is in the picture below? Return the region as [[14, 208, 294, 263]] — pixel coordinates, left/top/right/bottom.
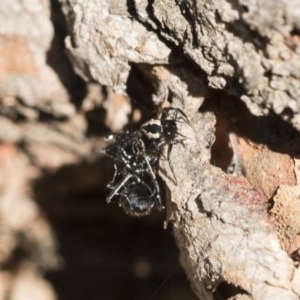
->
[[60, 0, 300, 129], [57, 0, 300, 299]]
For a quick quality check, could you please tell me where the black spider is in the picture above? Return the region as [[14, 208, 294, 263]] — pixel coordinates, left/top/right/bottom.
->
[[141, 108, 189, 183], [104, 107, 189, 216], [105, 129, 162, 216]]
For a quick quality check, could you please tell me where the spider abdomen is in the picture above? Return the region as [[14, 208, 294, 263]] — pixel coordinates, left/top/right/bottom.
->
[[120, 182, 155, 217]]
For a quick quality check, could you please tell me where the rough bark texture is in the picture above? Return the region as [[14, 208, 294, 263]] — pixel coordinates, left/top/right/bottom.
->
[[0, 0, 300, 299]]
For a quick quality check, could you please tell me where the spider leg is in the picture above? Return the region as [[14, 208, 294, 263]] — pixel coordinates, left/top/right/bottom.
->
[[174, 132, 187, 141], [152, 133, 180, 186], [166, 144, 178, 185], [106, 173, 132, 203], [172, 108, 191, 126], [107, 171, 158, 205], [107, 152, 132, 189], [162, 107, 191, 126], [143, 154, 164, 210], [107, 161, 120, 189], [116, 175, 150, 200], [130, 174, 158, 203]]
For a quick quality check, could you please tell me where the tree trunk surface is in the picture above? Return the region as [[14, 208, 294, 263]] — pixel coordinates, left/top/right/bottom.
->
[[0, 0, 300, 299]]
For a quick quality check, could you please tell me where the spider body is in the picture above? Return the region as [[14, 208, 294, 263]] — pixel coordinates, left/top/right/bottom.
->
[[117, 178, 156, 216], [104, 107, 189, 216], [141, 108, 188, 144], [105, 129, 162, 217], [141, 108, 189, 183]]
